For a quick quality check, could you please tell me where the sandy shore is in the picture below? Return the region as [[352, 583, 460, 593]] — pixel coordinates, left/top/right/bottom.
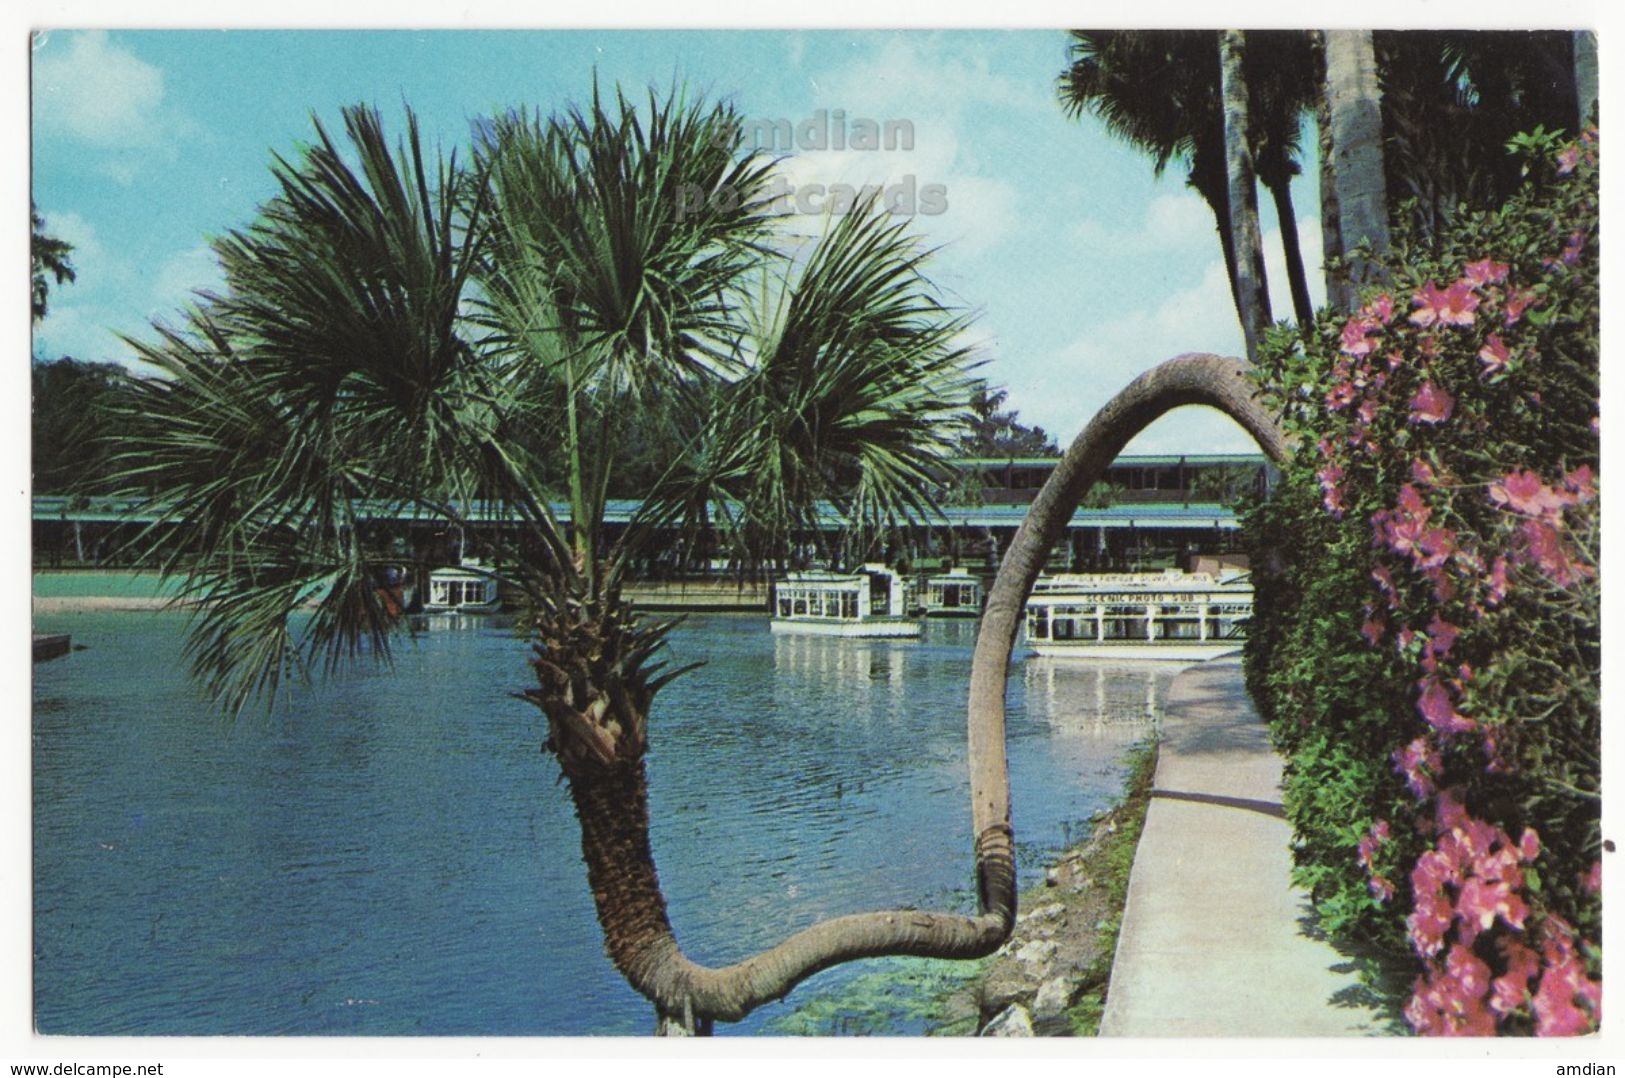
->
[[32, 595, 189, 614]]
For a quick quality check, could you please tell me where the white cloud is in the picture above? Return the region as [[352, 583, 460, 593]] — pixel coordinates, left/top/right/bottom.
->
[[32, 31, 165, 147], [1006, 253, 1257, 453], [151, 244, 224, 314], [1262, 214, 1327, 321], [1143, 194, 1218, 250], [765, 36, 1041, 258]]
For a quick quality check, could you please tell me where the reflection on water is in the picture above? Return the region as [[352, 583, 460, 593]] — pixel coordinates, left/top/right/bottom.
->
[[1024, 659, 1182, 749], [772, 633, 910, 699], [33, 609, 1169, 1037]]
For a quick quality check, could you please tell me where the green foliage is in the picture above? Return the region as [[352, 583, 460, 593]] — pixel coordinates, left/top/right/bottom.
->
[[32, 357, 136, 495], [110, 88, 979, 714], [766, 957, 985, 1036], [1244, 126, 1599, 1034]]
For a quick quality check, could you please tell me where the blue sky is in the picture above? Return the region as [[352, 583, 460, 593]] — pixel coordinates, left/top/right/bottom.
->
[[27, 26, 1332, 455]]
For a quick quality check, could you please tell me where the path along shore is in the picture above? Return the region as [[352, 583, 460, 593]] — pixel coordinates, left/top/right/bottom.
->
[[1098, 658, 1397, 1036]]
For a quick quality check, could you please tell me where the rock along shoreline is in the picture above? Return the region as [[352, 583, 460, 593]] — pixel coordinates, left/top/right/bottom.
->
[[952, 740, 1158, 1037]]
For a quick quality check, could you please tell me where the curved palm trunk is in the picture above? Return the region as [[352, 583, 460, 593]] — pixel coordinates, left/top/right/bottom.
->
[[969, 354, 1288, 816], [527, 581, 1013, 1033], [1220, 30, 1273, 363], [531, 354, 1286, 1035], [1324, 29, 1391, 289]]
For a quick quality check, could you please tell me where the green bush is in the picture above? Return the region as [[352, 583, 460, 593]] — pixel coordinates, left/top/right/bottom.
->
[[1244, 126, 1599, 1035]]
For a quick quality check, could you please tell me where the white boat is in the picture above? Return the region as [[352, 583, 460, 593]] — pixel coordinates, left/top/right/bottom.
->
[[1022, 568, 1252, 661], [770, 564, 921, 638], [422, 561, 503, 614], [921, 566, 984, 618]]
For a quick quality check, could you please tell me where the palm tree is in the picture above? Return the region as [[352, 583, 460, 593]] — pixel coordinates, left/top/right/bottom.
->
[[1322, 29, 1392, 300], [113, 93, 1008, 1035], [1059, 30, 1319, 336], [1245, 31, 1320, 329], [1219, 30, 1271, 362]]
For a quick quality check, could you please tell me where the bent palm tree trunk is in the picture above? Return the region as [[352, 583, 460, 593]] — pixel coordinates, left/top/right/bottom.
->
[[970, 354, 1287, 850], [527, 580, 1013, 1033], [535, 354, 1286, 1034]]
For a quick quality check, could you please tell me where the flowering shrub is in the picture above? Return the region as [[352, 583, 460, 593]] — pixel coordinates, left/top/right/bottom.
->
[[1244, 127, 1599, 1035]]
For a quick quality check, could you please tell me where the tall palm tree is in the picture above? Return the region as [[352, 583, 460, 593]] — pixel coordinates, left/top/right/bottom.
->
[[1323, 29, 1392, 300], [1059, 30, 1318, 336], [113, 94, 1008, 1035], [1245, 31, 1320, 329], [1220, 30, 1272, 362]]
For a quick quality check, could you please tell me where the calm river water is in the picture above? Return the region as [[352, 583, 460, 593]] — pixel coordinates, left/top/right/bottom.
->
[[32, 609, 1175, 1036]]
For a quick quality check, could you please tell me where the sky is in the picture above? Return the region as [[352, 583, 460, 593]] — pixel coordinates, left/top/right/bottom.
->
[[25, 25, 1333, 456]]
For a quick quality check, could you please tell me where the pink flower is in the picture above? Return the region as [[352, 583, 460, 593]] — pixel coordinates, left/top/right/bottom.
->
[[1409, 381, 1454, 424], [1484, 555, 1511, 606], [1456, 876, 1530, 944], [1361, 615, 1386, 646], [1557, 144, 1581, 175], [1418, 677, 1475, 735], [1477, 334, 1511, 377], [1517, 829, 1541, 863], [1341, 316, 1380, 357], [1325, 380, 1357, 412], [1356, 398, 1380, 426], [1393, 736, 1440, 799], [1362, 293, 1396, 324], [1503, 287, 1539, 326], [1563, 464, 1596, 502], [1561, 230, 1585, 266], [1533, 951, 1601, 1037], [1415, 526, 1458, 571], [1425, 613, 1459, 657], [1580, 861, 1601, 895], [1517, 519, 1593, 587], [1462, 258, 1509, 287], [1410, 280, 1480, 328], [1411, 458, 1438, 487], [1317, 464, 1345, 516], [1488, 469, 1572, 519], [1490, 938, 1541, 1018]]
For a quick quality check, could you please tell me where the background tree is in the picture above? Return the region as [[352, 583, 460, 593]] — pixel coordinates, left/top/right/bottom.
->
[[958, 383, 1060, 458], [32, 357, 136, 496], [31, 202, 77, 326], [113, 93, 1005, 1036]]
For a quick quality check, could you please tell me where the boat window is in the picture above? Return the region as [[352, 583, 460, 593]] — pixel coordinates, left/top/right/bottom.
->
[[778, 597, 792, 616], [1104, 604, 1149, 640], [1027, 606, 1049, 639], [793, 596, 807, 616]]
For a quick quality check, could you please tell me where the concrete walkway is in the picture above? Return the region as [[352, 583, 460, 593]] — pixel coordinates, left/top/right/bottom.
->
[[1099, 658, 1396, 1037]]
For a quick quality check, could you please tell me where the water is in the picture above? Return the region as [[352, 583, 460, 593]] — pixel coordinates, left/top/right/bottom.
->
[[32, 609, 1176, 1036]]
